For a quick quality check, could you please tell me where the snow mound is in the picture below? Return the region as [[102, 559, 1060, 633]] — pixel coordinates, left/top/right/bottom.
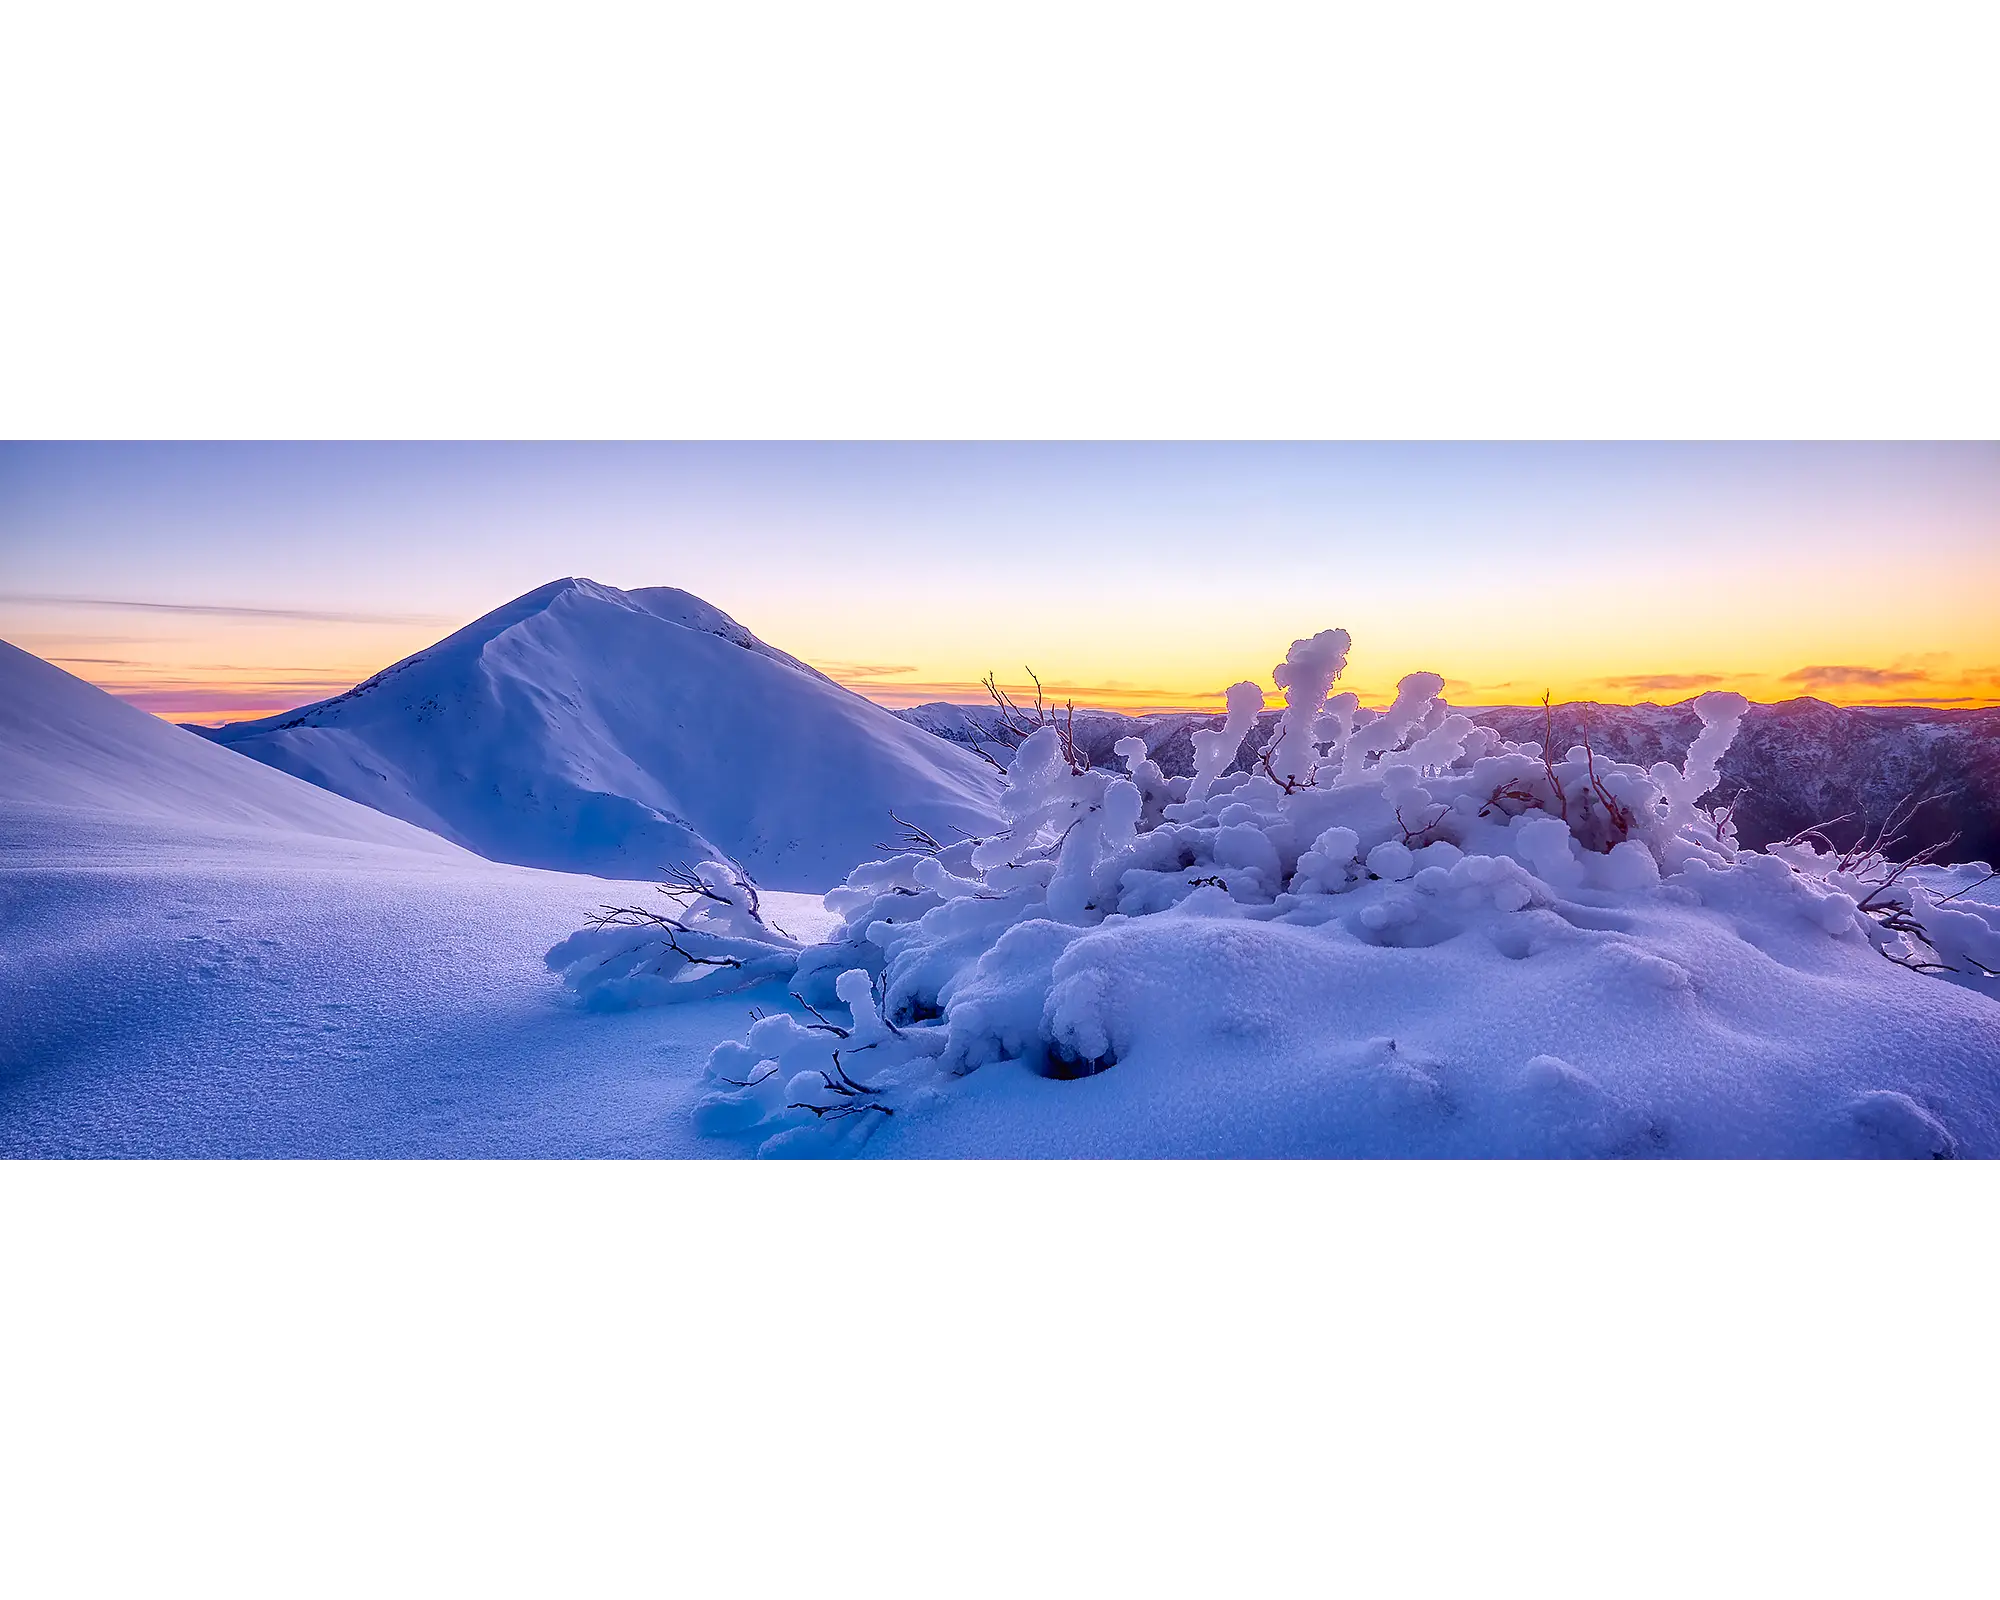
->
[[203, 578, 1002, 889], [550, 626, 2000, 1158]]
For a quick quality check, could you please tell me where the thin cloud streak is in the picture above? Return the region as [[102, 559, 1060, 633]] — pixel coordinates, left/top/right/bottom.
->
[[108, 677, 357, 693], [1, 593, 455, 626], [814, 661, 921, 683], [49, 655, 369, 676], [114, 688, 331, 715]]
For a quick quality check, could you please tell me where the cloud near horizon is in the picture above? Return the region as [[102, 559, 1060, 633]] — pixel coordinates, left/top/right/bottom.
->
[[813, 661, 921, 683], [1782, 664, 1930, 688], [1593, 673, 1732, 693], [110, 690, 354, 721]]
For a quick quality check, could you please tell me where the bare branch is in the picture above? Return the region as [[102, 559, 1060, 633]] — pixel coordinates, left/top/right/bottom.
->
[[1932, 868, 2000, 906], [712, 1064, 782, 1089], [786, 1100, 895, 1122], [830, 1048, 883, 1094], [583, 905, 749, 973], [1397, 802, 1452, 847], [981, 672, 1037, 744], [649, 856, 791, 941], [1578, 704, 1633, 843], [656, 860, 734, 908], [1479, 779, 1543, 818], [1711, 786, 1748, 842], [981, 667, 1089, 773], [788, 994, 851, 1037], [877, 809, 949, 855], [1256, 741, 1307, 794], [1541, 690, 1569, 824]]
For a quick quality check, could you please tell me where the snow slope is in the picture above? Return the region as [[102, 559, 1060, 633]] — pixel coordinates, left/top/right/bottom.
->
[[1, 644, 834, 1157], [202, 579, 1002, 890], [2, 638, 463, 855]]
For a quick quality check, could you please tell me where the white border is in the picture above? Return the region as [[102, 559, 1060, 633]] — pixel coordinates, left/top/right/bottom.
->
[[2, 4, 1994, 438], [3, 1162, 1992, 1595], [4, 6, 1995, 1592]]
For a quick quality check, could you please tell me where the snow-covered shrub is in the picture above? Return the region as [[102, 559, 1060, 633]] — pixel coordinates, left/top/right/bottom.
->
[[549, 628, 2000, 1157], [1763, 797, 2000, 987], [544, 859, 802, 1008]]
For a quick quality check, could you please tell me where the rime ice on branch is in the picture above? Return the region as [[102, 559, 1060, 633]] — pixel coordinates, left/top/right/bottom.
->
[[1265, 629, 1350, 788], [1187, 680, 1265, 803]]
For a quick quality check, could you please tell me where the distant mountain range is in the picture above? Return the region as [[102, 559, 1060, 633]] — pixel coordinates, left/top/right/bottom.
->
[[896, 698, 2000, 865], [193, 579, 1001, 889]]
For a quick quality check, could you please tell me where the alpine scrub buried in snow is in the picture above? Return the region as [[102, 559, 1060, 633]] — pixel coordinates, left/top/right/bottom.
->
[[547, 627, 2000, 1159]]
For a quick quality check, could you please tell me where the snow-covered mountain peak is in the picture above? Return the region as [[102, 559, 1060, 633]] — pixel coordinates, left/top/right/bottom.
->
[[202, 578, 1002, 889], [231, 579, 834, 741], [507, 577, 814, 661]]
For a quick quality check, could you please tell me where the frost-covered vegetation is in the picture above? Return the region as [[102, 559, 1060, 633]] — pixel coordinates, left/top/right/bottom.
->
[[547, 628, 2000, 1159]]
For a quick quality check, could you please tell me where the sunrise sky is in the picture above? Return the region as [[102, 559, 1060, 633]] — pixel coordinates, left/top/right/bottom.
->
[[2, 442, 1996, 723]]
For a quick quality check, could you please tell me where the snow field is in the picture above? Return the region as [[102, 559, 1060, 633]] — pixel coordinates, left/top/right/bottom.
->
[[1, 638, 838, 1156]]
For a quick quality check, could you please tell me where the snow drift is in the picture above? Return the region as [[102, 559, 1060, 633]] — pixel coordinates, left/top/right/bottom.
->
[[551, 627, 2000, 1159], [203, 578, 1003, 890]]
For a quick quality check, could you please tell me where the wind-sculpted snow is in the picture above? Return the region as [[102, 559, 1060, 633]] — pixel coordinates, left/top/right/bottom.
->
[[203, 578, 1003, 890], [559, 629, 2000, 1158]]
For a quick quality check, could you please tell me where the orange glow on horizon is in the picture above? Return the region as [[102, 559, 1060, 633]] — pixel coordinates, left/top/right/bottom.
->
[[12, 577, 1999, 725], [833, 673, 2000, 715], [65, 648, 2000, 725]]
